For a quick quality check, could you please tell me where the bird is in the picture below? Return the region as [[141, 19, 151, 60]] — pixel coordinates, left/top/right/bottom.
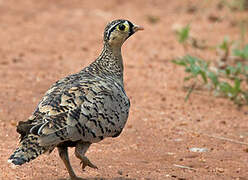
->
[[8, 19, 143, 180]]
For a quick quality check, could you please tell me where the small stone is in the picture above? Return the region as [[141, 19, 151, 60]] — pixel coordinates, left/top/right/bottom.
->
[[216, 167, 224, 173], [236, 168, 241, 173], [146, 15, 160, 24], [10, 120, 17, 126], [127, 125, 132, 128], [187, 5, 197, 13], [117, 170, 123, 175], [174, 138, 183, 142], [189, 147, 208, 152], [161, 97, 166, 101], [208, 14, 221, 22], [243, 148, 248, 153]]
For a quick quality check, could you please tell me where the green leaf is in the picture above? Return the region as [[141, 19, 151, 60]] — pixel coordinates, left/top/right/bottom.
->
[[233, 44, 248, 60], [191, 65, 201, 75], [244, 65, 248, 73], [218, 36, 230, 51], [185, 83, 196, 102], [233, 78, 241, 94], [184, 75, 195, 81], [207, 71, 219, 87], [172, 59, 187, 66], [224, 68, 231, 76], [219, 82, 232, 94], [200, 71, 208, 83], [177, 24, 190, 43]]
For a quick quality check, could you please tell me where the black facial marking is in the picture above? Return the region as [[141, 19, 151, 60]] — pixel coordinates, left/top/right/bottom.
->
[[106, 20, 126, 40], [128, 21, 134, 37], [107, 25, 117, 40], [118, 24, 126, 31], [104, 19, 135, 41]]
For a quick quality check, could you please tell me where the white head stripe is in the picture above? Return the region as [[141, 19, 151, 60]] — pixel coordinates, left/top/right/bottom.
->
[[106, 20, 129, 39]]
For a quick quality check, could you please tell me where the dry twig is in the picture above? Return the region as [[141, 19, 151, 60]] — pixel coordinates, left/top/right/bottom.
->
[[177, 127, 248, 146], [173, 164, 196, 171]]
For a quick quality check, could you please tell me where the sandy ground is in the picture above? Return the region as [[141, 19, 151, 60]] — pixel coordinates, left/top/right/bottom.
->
[[0, 0, 248, 179]]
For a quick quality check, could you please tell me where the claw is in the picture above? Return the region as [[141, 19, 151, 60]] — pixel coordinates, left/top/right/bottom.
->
[[75, 142, 98, 171], [80, 156, 98, 170]]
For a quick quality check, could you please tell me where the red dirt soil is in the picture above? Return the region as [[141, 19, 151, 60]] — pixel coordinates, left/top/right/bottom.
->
[[0, 0, 248, 179]]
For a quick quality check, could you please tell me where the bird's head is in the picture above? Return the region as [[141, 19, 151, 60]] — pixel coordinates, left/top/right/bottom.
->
[[103, 19, 144, 47]]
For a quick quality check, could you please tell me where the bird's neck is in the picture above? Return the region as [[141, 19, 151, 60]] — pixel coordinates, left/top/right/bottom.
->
[[89, 43, 124, 83]]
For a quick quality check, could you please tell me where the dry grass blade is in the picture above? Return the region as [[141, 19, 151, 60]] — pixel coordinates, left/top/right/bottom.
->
[[173, 164, 196, 171], [202, 133, 248, 146], [178, 127, 248, 146]]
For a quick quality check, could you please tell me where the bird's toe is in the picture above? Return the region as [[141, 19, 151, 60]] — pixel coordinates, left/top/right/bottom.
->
[[80, 156, 98, 170]]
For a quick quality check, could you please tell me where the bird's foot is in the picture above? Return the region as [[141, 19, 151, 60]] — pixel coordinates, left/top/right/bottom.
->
[[79, 156, 98, 170]]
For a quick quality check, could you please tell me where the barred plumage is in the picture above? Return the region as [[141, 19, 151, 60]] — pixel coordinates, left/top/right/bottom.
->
[[8, 135, 46, 165], [8, 19, 143, 180]]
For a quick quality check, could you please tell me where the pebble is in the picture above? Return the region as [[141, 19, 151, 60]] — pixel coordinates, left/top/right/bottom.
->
[[117, 170, 123, 175], [216, 167, 224, 173], [189, 147, 208, 152]]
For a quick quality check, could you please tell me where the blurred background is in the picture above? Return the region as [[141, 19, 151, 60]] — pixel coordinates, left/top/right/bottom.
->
[[0, 0, 248, 179]]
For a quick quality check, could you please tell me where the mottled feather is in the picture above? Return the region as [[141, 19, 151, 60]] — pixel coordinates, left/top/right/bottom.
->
[[8, 19, 142, 179]]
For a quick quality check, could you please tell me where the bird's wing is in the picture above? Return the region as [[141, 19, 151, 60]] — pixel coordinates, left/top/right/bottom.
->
[[29, 77, 130, 147]]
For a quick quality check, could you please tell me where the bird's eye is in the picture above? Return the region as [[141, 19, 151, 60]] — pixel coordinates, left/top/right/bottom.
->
[[118, 24, 126, 31]]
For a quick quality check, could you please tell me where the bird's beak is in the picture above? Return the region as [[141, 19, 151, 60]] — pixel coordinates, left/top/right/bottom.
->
[[133, 25, 144, 32]]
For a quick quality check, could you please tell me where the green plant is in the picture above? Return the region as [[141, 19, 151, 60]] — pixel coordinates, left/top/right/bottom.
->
[[174, 24, 208, 50], [172, 55, 248, 105], [172, 55, 209, 83], [217, 36, 233, 61], [233, 45, 248, 60], [218, 36, 232, 53], [175, 24, 191, 45]]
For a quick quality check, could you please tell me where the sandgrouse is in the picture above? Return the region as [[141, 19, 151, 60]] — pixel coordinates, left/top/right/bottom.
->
[[8, 19, 143, 180]]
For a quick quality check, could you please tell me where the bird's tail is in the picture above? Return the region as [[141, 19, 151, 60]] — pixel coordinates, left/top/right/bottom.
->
[[8, 134, 46, 166]]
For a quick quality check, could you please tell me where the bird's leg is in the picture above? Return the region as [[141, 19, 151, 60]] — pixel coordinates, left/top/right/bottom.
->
[[75, 142, 98, 170], [58, 146, 79, 180]]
